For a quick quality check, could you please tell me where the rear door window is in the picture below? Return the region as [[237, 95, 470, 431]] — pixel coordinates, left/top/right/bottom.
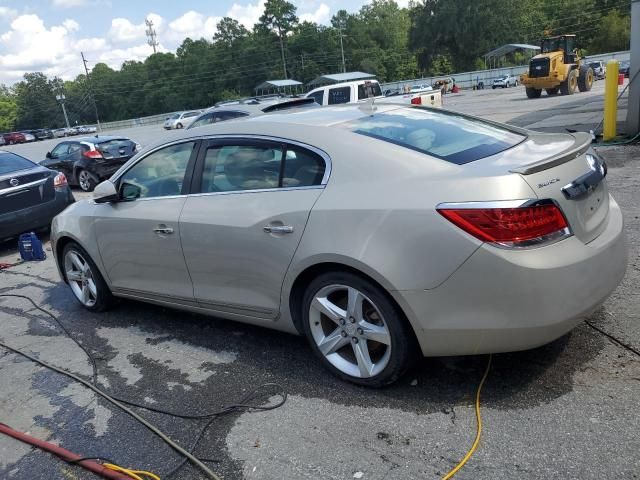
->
[[282, 147, 326, 187], [358, 82, 382, 100], [328, 87, 351, 105], [342, 108, 525, 164]]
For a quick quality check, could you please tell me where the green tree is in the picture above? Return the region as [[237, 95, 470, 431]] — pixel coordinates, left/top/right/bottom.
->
[[588, 9, 631, 53], [0, 86, 17, 131], [259, 0, 299, 78]]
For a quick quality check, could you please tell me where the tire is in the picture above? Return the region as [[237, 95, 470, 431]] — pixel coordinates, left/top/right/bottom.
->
[[77, 169, 96, 192], [578, 65, 593, 92], [62, 242, 113, 312], [301, 271, 416, 387], [546, 87, 559, 95], [525, 87, 542, 98], [560, 69, 578, 95], [176, 123, 183, 129]]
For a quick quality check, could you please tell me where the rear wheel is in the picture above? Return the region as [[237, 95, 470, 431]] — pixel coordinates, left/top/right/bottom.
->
[[63, 242, 113, 312], [526, 87, 542, 98], [176, 123, 183, 129], [77, 169, 96, 192], [578, 65, 594, 92], [560, 69, 578, 95], [546, 87, 559, 95], [301, 271, 416, 387]]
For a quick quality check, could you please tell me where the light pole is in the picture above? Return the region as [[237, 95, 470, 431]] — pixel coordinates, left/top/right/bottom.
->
[[55, 93, 70, 129]]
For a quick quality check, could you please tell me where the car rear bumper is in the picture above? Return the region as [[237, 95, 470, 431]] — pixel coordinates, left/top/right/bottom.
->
[[392, 195, 627, 357], [0, 188, 75, 240]]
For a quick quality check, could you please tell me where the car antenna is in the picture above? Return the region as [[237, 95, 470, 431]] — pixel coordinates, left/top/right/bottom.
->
[[358, 97, 377, 116]]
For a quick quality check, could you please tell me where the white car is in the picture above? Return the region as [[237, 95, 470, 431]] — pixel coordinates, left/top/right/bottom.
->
[[77, 125, 97, 134], [22, 132, 36, 142], [163, 111, 202, 130], [492, 75, 518, 88]]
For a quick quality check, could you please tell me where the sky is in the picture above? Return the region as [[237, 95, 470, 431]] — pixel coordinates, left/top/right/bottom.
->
[[0, 0, 412, 85]]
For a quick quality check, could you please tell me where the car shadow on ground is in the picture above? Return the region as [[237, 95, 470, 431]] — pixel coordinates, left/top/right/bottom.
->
[[36, 283, 607, 416]]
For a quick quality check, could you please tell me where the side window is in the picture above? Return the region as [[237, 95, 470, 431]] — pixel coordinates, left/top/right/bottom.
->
[[185, 111, 199, 118], [190, 113, 214, 129], [328, 87, 351, 105], [51, 143, 69, 158], [218, 111, 249, 122], [119, 141, 196, 200], [358, 83, 381, 100], [307, 91, 324, 105], [282, 146, 326, 187], [68, 143, 82, 155], [201, 143, 283, 193]]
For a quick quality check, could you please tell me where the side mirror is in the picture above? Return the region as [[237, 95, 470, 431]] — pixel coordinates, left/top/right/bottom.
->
[[46, 152, 52, 159], [93, 180, 119, 203], [120, 182, 142, 201]]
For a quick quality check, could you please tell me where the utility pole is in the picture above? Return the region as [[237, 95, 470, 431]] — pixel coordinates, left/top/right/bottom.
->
[[145, 18, 159, 54], [626, 0, 639, 135], [81, 52, 102, 132], [339, 27, 346, 73]]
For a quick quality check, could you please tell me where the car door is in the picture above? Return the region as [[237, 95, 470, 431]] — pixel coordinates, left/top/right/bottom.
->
[[180, 138, 329, 319], [44, 142, 72, 176], [93, 140, 200, 303]]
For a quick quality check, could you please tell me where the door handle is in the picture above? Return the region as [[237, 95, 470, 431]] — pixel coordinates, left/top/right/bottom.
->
[[153, 226, 174, 235], [263, 225, 294, 234]]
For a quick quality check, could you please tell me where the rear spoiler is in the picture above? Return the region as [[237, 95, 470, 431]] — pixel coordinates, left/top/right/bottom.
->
[[261, 97, 319, 113], [509, 132, 592, 175]]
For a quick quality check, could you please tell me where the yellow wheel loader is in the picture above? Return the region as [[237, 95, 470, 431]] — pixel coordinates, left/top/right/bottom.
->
[[520, 34, 594, 98]]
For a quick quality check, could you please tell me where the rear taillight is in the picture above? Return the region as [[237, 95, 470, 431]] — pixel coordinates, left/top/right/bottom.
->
[[83, 150, 103, 159], [411, 97, 422, 105], [53, 172, 68, 189], [437, 200, 571, 248]]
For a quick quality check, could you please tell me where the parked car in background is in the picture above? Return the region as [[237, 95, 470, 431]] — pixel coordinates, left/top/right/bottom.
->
[[188, 97, 319, 130], [0, 136, 5, 146], [409, 84, 433, 93], [53, 128, 67, 138], [40, 136, 140, 192], [2, 132, 26, 144], [33, 129, 54, 140], [588, 61, 606, 80], [0, 150, 74, 240], [51, 104, 626, 386], [21, 131, 36, 142], [67, 127, 80, 136], [77, 125, 97, 134], [492, 74, 518, 88], [618, 61, 630, 78], [164, 111, 202, 130]]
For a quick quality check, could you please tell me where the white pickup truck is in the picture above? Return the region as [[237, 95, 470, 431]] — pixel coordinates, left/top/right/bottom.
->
[[306, 79, 442, 108]]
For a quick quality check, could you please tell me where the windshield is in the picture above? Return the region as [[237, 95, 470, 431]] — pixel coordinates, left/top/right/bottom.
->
[[0, 152, 36, 174], [169, 113, 180, 119], [341, 108, 525, 165], [589, 63, 600, 68]]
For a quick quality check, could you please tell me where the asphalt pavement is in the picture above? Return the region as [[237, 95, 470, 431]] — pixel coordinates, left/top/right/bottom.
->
[[1, 86, 639, 480]]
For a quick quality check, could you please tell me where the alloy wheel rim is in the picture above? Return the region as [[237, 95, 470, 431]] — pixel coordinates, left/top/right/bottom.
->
[[64, 250, 97, 307], [79, 171, 91, 191], [309, 284, 391, 378]]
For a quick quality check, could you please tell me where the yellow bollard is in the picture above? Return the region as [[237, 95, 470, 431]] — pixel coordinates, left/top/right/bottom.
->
[[603, 60, 619, 141]]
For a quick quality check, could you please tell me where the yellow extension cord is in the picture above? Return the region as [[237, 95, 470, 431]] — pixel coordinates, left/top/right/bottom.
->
[[442, 354, 492, 480], [104, 462, 161, 480]]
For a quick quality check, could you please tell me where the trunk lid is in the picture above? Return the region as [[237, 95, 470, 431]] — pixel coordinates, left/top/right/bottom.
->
[[0, 168, 55, 215], [475, 131, 608, 244]]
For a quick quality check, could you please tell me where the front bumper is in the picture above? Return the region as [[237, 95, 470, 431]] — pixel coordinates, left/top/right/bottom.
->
[[393, 195, 627, 356], [0, 187, 75, 240]]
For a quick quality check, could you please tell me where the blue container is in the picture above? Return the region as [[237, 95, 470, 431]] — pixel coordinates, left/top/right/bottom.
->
[[18, 232, 47, 261]]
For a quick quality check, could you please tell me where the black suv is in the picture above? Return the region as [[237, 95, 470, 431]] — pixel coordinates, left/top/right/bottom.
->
[[40, 136, 140, 192]]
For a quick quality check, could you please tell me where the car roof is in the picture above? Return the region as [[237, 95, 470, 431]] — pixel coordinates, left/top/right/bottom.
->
[[67, 135, 130, 143]]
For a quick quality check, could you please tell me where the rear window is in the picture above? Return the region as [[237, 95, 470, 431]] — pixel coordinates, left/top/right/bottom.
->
[[328, 87, 351, 105], [358, 82, 382, 100], [342, 108, 525, 165], [96, 139, 132, 150], [0, 152, 35, 174]]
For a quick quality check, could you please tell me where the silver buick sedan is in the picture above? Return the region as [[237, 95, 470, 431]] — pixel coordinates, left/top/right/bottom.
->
[[51, 104, 627, 386]]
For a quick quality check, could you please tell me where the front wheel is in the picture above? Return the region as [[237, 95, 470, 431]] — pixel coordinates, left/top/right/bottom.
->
[[301, 271, 416, 387], [176, 123, 183, 129], [63, 243, 113, 312], [526, 87, 542, 98]]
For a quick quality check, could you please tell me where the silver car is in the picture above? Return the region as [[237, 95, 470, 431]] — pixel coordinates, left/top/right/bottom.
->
[[163, 111, 202, 130], [51, 104, 627, 386]]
